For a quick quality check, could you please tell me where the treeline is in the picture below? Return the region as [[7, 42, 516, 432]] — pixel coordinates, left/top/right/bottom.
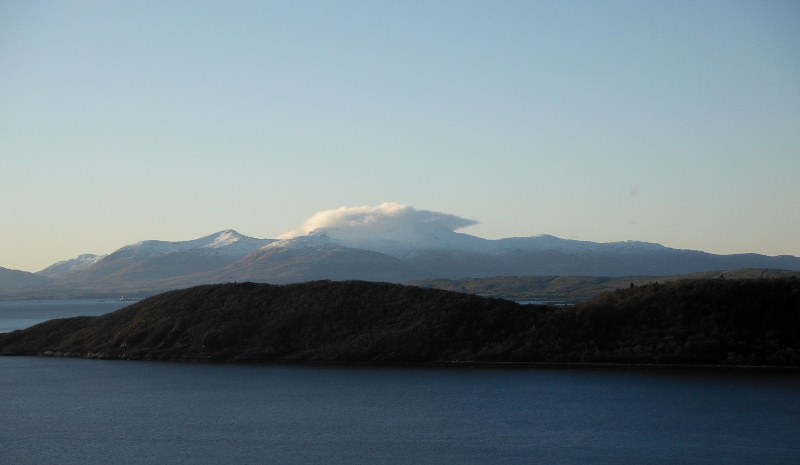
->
[[535, 278, 800, 365], [1, 278, 798, 366]]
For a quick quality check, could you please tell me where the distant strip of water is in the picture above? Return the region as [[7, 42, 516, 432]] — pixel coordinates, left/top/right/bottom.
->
[[0, 299, 132, 332]]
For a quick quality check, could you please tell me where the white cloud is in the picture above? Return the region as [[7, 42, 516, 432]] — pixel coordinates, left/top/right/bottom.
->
[[279, 202, 478, 239]]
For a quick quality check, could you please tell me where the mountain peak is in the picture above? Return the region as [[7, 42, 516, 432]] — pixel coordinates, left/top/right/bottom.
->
[[206, 229, 245, 248], [115, 230, 272, 256], [37, 253, 107, 278]]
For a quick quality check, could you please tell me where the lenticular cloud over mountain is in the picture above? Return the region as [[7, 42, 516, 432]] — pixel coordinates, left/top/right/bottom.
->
[[277, 202, 482, 257], [281, 202, 479, 239]]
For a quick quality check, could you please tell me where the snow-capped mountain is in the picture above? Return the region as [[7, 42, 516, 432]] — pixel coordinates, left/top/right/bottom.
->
[[238, 226, 800, 284], [41, 230, 275, 288], [269, 203, 670, 259], [489, 235, 669, 254], [3, 203, 800, 298], [112, 230, 275, 259], [38, 253, 107, 278], [3, 228, 800, 297], [292, 226, 490, 259]]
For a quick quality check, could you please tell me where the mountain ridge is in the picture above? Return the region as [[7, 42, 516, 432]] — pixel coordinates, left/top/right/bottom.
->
[[2, 228, 799, 299]]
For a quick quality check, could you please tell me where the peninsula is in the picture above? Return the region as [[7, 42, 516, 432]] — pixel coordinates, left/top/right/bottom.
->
[[1, 278, 798, 367]]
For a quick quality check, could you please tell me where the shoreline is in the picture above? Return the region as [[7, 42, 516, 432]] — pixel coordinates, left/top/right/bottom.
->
[[8, 353, 800, 373]]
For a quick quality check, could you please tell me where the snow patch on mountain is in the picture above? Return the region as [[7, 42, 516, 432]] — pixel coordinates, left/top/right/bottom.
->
[[42, 231, 275, 279], [491, 235, 669, 254], [259, 232, 334, 250], [198, 230, 276, 255], [208, 230, 245, 248], [114, 230, 274, 258], [37, 253, 107, 278]]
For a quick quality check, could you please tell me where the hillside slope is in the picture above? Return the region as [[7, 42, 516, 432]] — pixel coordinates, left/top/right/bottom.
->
[[0, 267, 54, 289], [411, 268, 800, 302]]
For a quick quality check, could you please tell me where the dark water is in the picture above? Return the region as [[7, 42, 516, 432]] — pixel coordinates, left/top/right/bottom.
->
[[1, 300, 799, 464], [0, 299, 132, 333], [1, 357, 799, 465]]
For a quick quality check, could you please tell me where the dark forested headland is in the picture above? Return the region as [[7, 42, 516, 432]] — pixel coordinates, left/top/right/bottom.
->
[[1, 278, 798, 367]]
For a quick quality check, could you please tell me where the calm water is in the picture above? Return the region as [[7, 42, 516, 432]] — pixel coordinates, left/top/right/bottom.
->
[[1, 358, 799, 465], [1, 301, 799, 464], [0, 299, 132, 333]]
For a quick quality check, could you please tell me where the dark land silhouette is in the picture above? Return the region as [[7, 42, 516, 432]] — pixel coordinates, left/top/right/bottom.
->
[[1, 278, 798, 367]]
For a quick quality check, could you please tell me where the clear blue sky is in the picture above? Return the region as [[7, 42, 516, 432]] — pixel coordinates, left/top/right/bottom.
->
[[2, 0, 798, 272]]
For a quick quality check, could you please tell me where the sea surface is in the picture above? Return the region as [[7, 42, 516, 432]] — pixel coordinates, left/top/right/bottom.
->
[[0, 299, 132, 333], [1, 301, 799, 464]]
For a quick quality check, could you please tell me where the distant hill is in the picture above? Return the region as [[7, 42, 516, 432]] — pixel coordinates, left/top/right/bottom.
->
[[411, 268, 800, 302], [0, 267, 53, 289], [2, 278, 798, 367]]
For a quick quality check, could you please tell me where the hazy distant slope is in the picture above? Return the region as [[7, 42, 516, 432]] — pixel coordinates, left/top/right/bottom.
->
[[37, 254, 106, 278], [2, 278, 798, 367], [0, 267, 54, 289], [411, 269, 800, 301], [212, 242, 420, 284]]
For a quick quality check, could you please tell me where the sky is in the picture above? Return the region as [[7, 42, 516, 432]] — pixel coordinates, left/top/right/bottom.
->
[[1, 0, 799, 272]]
